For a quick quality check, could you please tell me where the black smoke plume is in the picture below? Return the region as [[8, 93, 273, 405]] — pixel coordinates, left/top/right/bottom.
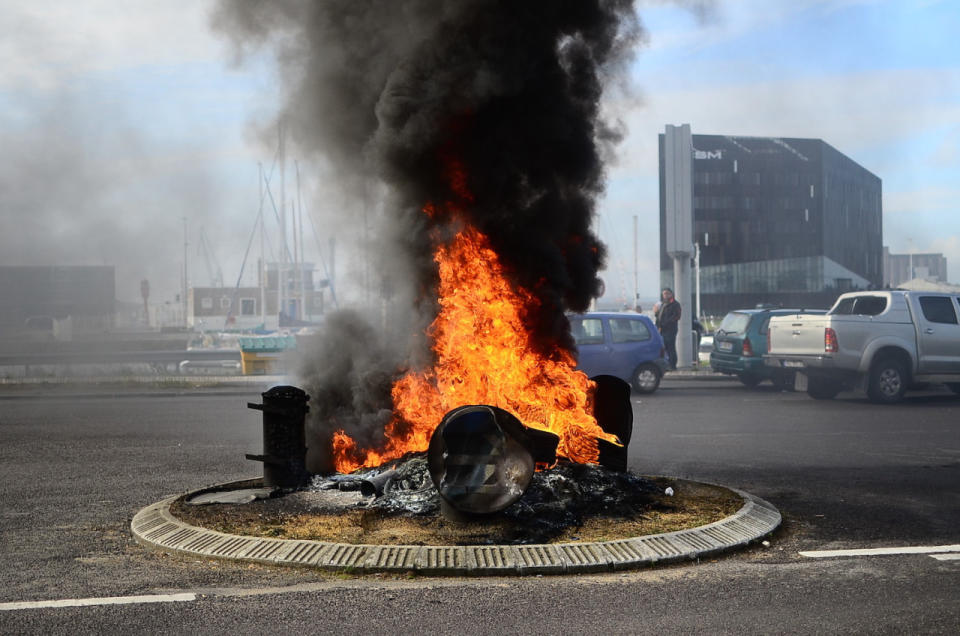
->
[[213, 0, 641, 466]]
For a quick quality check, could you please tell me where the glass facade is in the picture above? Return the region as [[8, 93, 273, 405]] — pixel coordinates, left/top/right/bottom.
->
[[660, 134, 882, 315], [660, 255, 869, 296]]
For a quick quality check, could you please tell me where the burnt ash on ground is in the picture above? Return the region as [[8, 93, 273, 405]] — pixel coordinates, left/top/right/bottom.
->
[[310, 454, 664, 544], [171, 463, 740, 546]]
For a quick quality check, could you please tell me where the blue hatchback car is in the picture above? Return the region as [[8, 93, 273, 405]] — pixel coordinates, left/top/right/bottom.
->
[[568, 312, 669, 393]]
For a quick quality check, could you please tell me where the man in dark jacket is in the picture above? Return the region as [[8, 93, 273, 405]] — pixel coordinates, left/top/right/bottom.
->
[[655, 287, 681, 370]]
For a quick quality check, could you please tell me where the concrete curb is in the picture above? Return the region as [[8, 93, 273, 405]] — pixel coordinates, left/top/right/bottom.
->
[[661, 371, 730, 381], [131, 479, 780, 576]]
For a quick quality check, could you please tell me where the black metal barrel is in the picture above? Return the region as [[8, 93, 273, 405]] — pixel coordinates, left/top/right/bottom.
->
[[246, 385, 310, 488], [591, 375, 633, 472]]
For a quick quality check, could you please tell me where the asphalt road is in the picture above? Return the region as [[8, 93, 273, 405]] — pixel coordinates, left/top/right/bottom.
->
[[1, 378, 958, 634]]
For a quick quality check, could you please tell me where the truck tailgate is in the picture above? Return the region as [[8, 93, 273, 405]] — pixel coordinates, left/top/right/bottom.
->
[[767, 314, 830, 356]]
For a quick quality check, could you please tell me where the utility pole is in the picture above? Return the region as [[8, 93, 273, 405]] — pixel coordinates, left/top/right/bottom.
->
[[663, 124, 694, 369], [694, 241, 701, 320], [182, 216, 188, 328], [633, 215, 639, 311], [908, 238, 914, 282]]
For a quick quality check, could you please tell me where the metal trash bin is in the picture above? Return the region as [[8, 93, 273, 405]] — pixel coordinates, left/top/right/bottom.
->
[[246, 385, 310, 488]]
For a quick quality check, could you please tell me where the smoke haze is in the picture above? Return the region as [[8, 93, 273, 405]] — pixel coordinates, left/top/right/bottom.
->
[[0, 92, 228, 303], [214, 0, 640, 337], [0, 2, 275, 309], [214, 0, 641, 460]]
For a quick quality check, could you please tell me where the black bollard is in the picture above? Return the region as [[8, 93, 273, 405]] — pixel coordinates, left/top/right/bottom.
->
[[591, 375, 633, 472], [246, 385, 310, 488]]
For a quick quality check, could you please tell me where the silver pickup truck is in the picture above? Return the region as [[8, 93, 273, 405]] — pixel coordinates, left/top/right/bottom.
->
[[764, 290, 960, 403]]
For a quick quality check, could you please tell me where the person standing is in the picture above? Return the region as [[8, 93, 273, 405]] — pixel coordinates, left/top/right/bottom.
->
[[655, 287, 681, 370]]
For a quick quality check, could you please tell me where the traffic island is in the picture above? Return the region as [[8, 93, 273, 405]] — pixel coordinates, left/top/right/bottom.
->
[[132, 385, 781, 574], [131, 476, 780, 576]]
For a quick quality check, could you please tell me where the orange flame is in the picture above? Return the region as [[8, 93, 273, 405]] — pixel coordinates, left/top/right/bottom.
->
[[332, 161, 616, 473]]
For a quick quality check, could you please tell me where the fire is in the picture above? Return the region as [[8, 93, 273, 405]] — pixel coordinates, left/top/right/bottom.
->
[[332, 164, 616, 473]]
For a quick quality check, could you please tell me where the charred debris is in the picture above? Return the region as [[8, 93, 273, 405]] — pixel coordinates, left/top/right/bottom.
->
[[246, 378, 642, 526]]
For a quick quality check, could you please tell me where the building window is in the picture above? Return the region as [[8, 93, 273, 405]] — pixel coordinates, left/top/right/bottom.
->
[[704, 196, 733, 209], [201, 297, 213, 310], [240, 298, 256, 316], [220, 297, 231, 310]]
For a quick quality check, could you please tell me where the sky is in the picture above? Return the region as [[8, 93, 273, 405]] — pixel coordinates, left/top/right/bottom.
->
[[600, 0, 960, 305], [2, 0, 958, 307]]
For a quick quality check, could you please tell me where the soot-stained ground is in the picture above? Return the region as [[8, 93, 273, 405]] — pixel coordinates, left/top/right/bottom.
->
[[171, 456, 742, 546]]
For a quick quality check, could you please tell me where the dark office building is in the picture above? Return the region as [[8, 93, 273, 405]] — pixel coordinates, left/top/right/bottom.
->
[[659, 134, 882, 315], [0, 266, 115, 336]]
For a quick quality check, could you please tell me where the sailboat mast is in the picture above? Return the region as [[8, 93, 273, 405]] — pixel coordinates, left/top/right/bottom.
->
[[296, 161, 307, 320], [278, 121, 286, 322], [258, 162, 266, 326]]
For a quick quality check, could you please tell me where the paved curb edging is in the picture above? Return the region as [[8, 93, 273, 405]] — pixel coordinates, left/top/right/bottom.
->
[[662, 373, 730, 381], [131, 480, 780, 576]]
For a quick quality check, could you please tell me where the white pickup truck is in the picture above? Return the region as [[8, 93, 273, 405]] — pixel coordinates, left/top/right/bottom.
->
[[764, 290, 960, 403]]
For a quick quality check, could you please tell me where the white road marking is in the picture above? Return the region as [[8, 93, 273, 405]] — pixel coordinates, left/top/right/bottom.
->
[[930, 553, 960, 561], [799, 544, 960, 558], [0, 593, 196, 611]]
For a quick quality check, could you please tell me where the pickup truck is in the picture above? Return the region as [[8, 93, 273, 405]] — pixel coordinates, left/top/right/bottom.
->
[[764, 290, 960, 403]]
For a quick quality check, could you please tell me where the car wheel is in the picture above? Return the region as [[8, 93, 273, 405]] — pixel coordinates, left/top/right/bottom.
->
[[946, 383, 960, 395], [738, 373, 762, 388], [807, 377, 841, 400], [772, 370, 796, 391], [632, 363, 661, 394], [867, 357, 907, 404]]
